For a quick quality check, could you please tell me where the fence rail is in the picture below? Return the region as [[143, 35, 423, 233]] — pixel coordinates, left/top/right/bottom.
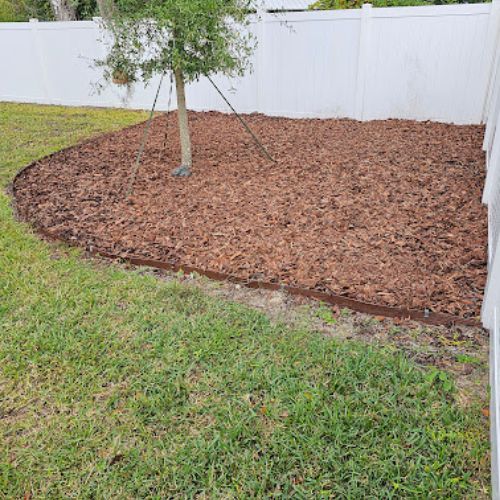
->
[[0, 2, 498, 123]]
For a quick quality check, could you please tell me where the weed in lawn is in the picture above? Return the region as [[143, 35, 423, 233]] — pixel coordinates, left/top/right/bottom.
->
[[425, 368, 455, 394], [340, 307, 351, 318], [389, 326, 402, 335], [456, 354, 483, 366], [315, 303, 337, 325], [0, 103, 490, 498]]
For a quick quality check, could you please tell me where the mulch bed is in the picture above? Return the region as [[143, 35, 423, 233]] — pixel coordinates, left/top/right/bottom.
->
[[13, 111, 487, 318]]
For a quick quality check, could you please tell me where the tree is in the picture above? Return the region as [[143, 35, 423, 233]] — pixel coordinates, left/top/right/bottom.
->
[[98, 0, 256, 177], [0, 0, 21, 20], [48, 0, 76, 19], [95, 0, 112, 18], [0, 0, 108, 22], [0, 0, 54, 21], [48, 0, 99, 20]]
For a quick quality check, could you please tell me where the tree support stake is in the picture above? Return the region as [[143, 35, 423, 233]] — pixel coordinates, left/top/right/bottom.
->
[[207, 75, 275, 163], [127, 73, 165, 197]]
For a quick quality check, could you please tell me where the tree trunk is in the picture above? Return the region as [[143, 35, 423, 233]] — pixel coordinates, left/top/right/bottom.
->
[[96, 0, 114, 18], [49, 0, 76, 20], [174, 67, 192, 172]]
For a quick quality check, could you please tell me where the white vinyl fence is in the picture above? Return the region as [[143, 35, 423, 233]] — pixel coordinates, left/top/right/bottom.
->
[[0, 2, 499, 123], [482, 9, 500, 495]]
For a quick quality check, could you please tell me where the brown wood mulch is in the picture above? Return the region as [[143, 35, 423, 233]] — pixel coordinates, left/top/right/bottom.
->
[[13, 111, 487, 318]]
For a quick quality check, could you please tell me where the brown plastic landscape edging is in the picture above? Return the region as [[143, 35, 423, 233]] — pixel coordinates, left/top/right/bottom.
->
[[10, 144, 482, 329]]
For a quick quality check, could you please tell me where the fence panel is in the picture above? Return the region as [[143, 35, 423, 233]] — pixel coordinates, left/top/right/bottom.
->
[[256, 10, 361, 118], [0, 22, 45, 102], [364, 5, 492, 123], [0, 3, 498, 123]]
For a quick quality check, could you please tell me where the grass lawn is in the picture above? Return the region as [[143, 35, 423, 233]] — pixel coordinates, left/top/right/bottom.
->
[[0, 103, 490, 497]]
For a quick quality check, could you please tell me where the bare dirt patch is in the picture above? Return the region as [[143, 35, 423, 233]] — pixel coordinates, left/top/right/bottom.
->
[[13, 111, 487, 318]]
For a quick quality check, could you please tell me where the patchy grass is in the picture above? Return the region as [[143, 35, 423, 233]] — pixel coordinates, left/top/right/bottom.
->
[[0, 103, 490, 497]]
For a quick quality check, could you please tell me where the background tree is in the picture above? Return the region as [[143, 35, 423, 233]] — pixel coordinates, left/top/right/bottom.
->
[[0, 0, 107, 21], [0, 0, 54, 21], [0, 0, 22, 20], [95, 0, 112, 17], [48, 0, 76, 20], [98, 0, 256, 177], [48, 0, 100, 19], [309, 0, 484, 8]]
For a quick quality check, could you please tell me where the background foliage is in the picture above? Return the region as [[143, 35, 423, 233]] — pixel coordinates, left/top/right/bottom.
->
[[310, 0, 488, 8], [0, 0, 96, 21], [0, 0, 53, 21], [0, 0, 492, 22]]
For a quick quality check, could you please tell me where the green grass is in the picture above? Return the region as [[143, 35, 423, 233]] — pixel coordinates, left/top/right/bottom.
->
[[0, 103, 490, 497]]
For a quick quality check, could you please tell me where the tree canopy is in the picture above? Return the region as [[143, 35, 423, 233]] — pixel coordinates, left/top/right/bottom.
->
[[99, 0, 255, 86]]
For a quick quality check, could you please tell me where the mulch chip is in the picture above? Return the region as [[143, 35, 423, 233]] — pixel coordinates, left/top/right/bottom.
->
[[13, 111, 487, 318]]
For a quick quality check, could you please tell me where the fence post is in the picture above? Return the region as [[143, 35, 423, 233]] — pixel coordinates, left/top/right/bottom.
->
[[354, 3, 372, 120], [30, 18, 52, 104], [354, 3, 372, 121], [256, 5, 267, 114]]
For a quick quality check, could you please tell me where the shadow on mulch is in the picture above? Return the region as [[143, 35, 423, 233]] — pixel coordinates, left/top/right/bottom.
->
[[13, 111, 487, 318]]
